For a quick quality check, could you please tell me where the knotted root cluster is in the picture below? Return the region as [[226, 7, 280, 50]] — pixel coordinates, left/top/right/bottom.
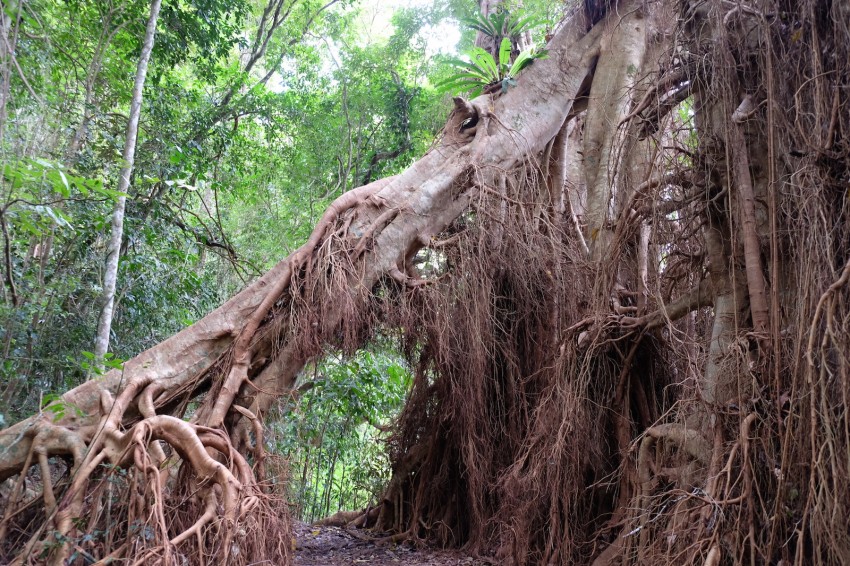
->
[[0, 370, 291, 565]]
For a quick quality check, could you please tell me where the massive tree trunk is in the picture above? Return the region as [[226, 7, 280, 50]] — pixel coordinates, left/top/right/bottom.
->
[[2, 0, 849, 564]]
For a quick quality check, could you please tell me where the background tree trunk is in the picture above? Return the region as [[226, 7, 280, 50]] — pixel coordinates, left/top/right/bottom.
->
[[93, 0, 162, 367]]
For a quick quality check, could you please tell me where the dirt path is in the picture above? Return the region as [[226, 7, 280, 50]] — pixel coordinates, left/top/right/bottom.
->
[[293, 523, 490, 565]]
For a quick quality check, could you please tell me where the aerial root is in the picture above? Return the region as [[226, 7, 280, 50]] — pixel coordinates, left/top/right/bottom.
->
[[616, 280, 714, 331], [634, 423, 712, 549], [640, 424, 711, 468], [122, 416, 277, 563], [0, 419, 88, 542], [703, 545, 721, 566], [202, 175, 394, 430], [353, 207, 400, 257], [0, 400, 273, 565], [314, 509, 365, 527], [171, 491, 218, 546], [232, 405, 266, 478], [375, 529, 414, 546], [622, 411, 763, 563], [389, 264, 432, 287]]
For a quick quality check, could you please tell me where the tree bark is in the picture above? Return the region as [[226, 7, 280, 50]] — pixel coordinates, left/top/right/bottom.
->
[[582, 5, 647, 258], [93, 0, 162, 367]]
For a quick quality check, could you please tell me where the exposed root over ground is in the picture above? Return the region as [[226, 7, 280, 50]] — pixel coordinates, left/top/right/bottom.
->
[[2, 0, 850, 564]]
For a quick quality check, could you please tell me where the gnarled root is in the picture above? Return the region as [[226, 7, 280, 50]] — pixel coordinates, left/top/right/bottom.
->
[[1, 379, 289, 565]]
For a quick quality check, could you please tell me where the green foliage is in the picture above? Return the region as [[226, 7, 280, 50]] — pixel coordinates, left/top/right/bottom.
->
[[272, 349, 412, 521], [433, 6, 549, 97], [436, 38, 548, 97], [155, 0, 250, 79], [79, 351, 124, 375], [2, 159, 115, 202], [0, 0, 248, 420], [459, 8, 546, 44]]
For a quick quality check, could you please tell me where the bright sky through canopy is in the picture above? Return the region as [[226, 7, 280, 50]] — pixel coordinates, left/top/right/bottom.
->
[[357, 0, 460, 55]]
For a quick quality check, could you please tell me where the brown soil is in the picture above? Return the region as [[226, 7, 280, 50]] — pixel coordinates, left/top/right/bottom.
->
[[293, 523, 490, 565]]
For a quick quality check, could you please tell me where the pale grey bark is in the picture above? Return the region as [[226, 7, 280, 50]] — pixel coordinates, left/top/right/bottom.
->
[[0, 0, 18, 143], [582, 8, 648, 258], [93, 0, 162, 366]]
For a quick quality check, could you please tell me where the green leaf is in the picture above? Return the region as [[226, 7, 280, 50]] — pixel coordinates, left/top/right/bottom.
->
[[461, 17, 497, 37], [41, 393, 61, 407], [445, 56, 493, 80], [499, 37, 512, 72], [469, 48, 499, 82], [501, 77, 518, 94], [41, 205, 73, 229], [490, 11, 507, 37], [460, 14, 497, 37], [507, 14, 547, 37], [508, 47, 548, 78], [58, 170, 70, 193], [434, 75, 485, 95]]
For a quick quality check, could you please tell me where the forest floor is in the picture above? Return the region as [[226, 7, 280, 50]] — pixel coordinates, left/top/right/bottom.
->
[[293, 522, 491, 565]]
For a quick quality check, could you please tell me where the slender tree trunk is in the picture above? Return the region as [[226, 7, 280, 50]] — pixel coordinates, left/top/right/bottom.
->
[[93, 0, 162, 366], [0, 0, 19, 144]]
